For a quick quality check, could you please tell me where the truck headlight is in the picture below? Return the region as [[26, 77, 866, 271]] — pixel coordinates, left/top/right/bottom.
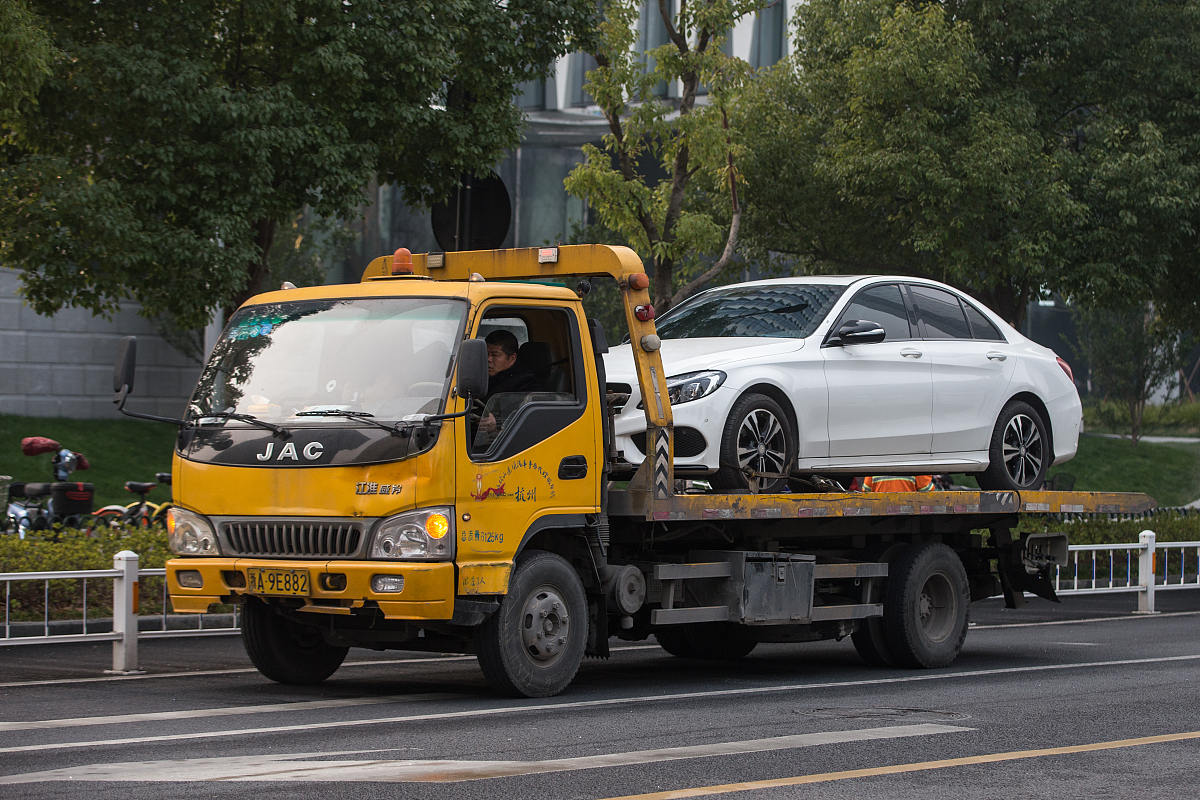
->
[[638, 371, 726, 408], [166, 507, 219, 556], [371, 507, 455, 560]]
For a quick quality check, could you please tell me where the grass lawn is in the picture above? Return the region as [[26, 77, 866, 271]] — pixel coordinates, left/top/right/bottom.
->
[[0, 414, 176, 508]]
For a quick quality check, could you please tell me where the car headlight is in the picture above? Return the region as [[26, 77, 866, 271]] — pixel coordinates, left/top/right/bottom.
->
[[166, 507, 220, 556], [371, 507, 455, 560], [638, 370, 726, 408]]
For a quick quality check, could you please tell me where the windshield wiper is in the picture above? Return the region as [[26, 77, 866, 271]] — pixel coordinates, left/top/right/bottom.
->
[[193, 411, 291, 438], [294, 409, 411, 436]]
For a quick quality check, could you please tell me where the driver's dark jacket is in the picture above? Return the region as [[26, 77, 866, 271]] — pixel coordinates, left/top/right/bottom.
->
[[485, 362, 542, 399]]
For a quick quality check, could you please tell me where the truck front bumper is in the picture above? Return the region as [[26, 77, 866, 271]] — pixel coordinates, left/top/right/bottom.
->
[[167, 558, 455, 620]]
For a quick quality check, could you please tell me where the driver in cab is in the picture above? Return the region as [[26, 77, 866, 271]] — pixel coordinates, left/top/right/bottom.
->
[[477, 330, 542, 436]]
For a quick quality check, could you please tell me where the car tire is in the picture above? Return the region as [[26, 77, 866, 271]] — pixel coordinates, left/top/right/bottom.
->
[[977, 401, 1050, 491], [882, 543, 970, 669], [711, 393, 795, 494], [476, 550, 588, 698], [242, 598, 348, 684]]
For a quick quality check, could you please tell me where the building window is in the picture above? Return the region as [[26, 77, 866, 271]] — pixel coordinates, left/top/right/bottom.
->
[[750, 1, 786, 69]]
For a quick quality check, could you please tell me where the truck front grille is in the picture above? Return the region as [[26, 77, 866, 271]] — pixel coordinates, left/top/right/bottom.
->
[[220, 519, 366, 558]]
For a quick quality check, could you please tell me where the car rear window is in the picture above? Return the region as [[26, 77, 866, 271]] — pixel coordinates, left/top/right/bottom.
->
[[911, 286, 972, 340], [656, 285, 846, 340]]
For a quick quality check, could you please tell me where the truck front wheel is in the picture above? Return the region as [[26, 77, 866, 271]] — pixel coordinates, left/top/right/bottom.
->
[[241, 598, 348, 684], [476, 551, 587, 698], [883, 543, 970, 668]]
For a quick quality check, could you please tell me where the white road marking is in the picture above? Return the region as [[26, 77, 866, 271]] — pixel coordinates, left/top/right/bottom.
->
[[970, 610, 1200, 630], [1049, 642, 1101, 647], [0, 644, 662, 689], [0, 723, 972, 784], [0, 653, 1195, 755], [0, 693, 461, 732]]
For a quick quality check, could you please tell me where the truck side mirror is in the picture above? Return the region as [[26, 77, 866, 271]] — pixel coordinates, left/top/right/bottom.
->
[[588, 318, 609, 354], [113, 336, 137, 403], [456, 339, 489, 398]]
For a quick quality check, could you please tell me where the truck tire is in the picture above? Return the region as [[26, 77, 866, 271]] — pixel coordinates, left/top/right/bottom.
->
[[851, 543, 906, 667], [655, 624, 757, 660], [654, 627, 699, 658], [476, 550, 587, 698], [241, 598, 348, 684], [883, 543, 970, 669]]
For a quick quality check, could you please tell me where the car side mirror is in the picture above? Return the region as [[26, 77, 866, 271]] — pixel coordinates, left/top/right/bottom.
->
[[456, 339, 489, 398], [833, 320, 887, 346], [113, 336, 137, 404]]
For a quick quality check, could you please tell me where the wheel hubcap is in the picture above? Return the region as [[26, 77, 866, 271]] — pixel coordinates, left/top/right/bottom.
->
[[1001, 413, 1043, 487], [735, 409, 788, 491], [521, 585, 570, 665], [918, 571, 956, 643]]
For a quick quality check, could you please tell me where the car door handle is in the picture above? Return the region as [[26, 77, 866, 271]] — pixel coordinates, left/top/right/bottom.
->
[[986, 351, 1008, 361], [900, 348, 923, 358], [558, 455, 588, 480]]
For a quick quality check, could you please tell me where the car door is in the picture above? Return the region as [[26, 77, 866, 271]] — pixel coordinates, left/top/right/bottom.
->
[[823, 283, 933, 457], [908, 285, 1016, 453]]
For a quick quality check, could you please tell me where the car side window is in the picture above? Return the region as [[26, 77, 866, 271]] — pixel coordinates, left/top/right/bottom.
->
[[962, 302, 1006, 341], [838, 284, 911, 341], [470, 306, 586, 461], [911, 286, 972, 340]]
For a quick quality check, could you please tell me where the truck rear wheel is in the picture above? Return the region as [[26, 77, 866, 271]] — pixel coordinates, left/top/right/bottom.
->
[[883, 543, 970, 668], [654, 624, 757, 660], [241, 598, 348, 684], [851, 543, 905, 667], [475, 550, 587, 698]]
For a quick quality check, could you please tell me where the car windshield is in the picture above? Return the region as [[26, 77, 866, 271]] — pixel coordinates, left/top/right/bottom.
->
[[190, 297, 466, 423], [655, 284, 846, 340]]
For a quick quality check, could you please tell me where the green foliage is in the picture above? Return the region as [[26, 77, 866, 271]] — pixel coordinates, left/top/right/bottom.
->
[[1084, 401, 1200, 437], [1071, 305, 1192, 445], [0, 524, 171, 620], [1016, 512, 1200, 546], [0, 0, 596, 329], [0, 0, 56, 120], [0, 413, 176, 507], [737, 0, 1200, 328], [565, 0, 758, 311]]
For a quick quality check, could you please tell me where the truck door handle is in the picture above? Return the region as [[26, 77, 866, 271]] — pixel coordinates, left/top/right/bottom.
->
[[900, 348, 923, 358], [986, 351, 1008, 361], [558, 455, 588, 480]]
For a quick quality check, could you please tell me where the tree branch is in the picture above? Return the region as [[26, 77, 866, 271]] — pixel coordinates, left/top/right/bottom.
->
[[659, 0, 689, 52]]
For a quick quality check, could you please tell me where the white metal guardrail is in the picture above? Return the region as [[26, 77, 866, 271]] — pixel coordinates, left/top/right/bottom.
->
[[1052, 531, 1200, 613], [0, 550, 239, 672]]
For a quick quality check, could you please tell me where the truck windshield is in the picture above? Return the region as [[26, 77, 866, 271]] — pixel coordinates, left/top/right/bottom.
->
[[655, 284, 846, 340], [190, 298, 466, 423]]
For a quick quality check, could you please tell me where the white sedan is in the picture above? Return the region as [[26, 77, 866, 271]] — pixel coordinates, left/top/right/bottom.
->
[[603, 275, 1081, 492]]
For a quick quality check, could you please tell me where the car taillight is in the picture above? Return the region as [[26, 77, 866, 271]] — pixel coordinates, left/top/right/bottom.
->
[[1056, 356, 1074, 382]]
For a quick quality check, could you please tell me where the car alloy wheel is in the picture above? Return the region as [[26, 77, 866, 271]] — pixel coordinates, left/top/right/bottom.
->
[[736, 409, 789, 491], [1002, 413, 1043, 488]]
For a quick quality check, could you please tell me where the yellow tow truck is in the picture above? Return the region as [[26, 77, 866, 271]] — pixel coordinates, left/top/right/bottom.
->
[[110, 244, 1154, 697]]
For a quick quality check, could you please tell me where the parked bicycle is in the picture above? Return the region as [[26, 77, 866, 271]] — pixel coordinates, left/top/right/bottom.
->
[[2, 437, 95, 536], [94, 472, 173, 527]]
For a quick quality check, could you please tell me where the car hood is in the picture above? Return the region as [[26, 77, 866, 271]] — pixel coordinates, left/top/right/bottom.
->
[[603, 337, 806, 379]]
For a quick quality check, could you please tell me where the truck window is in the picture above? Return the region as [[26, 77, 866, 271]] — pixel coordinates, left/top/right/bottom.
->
[[470, 306, 586, 460]]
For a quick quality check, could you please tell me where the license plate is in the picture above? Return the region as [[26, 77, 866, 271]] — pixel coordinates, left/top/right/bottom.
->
[[247, 568, 310, 596]]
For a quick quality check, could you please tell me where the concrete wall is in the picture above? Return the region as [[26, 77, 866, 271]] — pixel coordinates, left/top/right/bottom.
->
[[0, 267, 204, 419]]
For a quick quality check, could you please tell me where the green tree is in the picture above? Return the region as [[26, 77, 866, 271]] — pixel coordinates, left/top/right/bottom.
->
[[737, 0, 1200, 328], [0, 0, 56, 121], [565, 0, 760, 312], [0, 0, 595, 329], [1072, 304, 1191, 447]]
